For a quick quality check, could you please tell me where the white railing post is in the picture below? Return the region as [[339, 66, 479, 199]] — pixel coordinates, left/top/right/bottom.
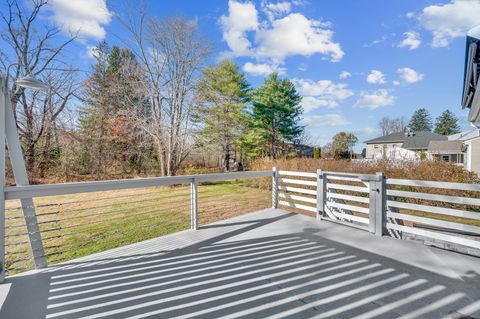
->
[[316, 169, 325, 220], [376, 172, 386, 236], [190, 178, 198, 230], [369, 172, 385, 236], [4, 91, 46, 269], [272, 167, 279, 209], [0, 77, 6, 282]]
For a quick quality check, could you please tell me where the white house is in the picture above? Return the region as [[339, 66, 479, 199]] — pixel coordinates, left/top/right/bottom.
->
[[365, 128, 480, 175], [446, 128, 480, 173], [364, 131, 447, 161]]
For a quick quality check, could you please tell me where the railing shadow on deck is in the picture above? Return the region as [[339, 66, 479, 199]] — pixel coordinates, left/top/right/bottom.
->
[[2, 211, 480, 319]]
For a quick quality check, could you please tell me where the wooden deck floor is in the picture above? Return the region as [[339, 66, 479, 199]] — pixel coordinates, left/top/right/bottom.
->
[[1, 208, 480, 319]]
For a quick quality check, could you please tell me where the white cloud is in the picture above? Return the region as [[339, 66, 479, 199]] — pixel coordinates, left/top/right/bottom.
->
[[86, 45, 97, 59], [255, 13, 343, 62], [220, 1, 344, 70], [262, 1, 292, 20], [243, 62, 286, 76], [398, 31, 421, 50], [354, 89, 395, 110], [419, 0, 480, 47], [339, 71, 351, 79], [293, 78, 353, 112], [302, 114, 350, 127], [363, 33, 395, 48], [366, 70, 386, 84], [298, 63, 307, 71], [220, 0, 259, 56], [48, 0, 112, 40], [397, 67, 424, 83], [406, 12, 415, 19]]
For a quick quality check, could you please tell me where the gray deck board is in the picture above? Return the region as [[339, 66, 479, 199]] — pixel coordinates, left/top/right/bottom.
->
[[1, 208, 480, 319]]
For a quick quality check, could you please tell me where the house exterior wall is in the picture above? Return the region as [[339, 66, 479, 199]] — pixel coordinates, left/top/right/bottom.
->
[[464, 137, 480, 175], [366, 142, 418, 160]]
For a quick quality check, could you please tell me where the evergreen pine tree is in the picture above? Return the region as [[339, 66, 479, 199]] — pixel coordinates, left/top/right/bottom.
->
[[408, 108, 433, 131], [434, 110, 460, 135], [195, 60, 250, 172], [252, 73, 304, 158]]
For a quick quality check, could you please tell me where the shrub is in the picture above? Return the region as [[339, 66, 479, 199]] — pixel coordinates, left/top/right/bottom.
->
[[251, 158, 479, 188]]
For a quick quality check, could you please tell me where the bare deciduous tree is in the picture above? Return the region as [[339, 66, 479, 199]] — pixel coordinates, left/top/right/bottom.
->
[[120, 11, 211, 176], [378, 116, 407, 136], [1, 0, 77, 174]]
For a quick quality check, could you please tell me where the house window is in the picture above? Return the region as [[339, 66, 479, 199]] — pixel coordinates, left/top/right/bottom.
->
[[442, 155, 450, 162], [374, 145, 379, 149]]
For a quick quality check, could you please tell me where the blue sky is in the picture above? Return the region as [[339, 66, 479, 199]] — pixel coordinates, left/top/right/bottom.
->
[[12, 0, 480, 149]]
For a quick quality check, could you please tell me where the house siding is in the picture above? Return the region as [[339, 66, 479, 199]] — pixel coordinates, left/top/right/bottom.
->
[[366, 142, 418, 160], [464, 137, 480, 175]]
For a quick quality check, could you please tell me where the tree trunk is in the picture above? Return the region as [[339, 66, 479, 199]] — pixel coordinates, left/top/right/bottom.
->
[[39, 129, 52, 178], [223, 146, 230, 172], [26, 141, 36, 175]]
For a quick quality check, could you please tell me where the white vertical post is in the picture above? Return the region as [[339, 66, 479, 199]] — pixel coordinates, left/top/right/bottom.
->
[[375, 172, 386, 236], [316, 169, 325, 220], [190, 178, 198, 230], [272, 167, 279, 209], [369, 172, 385, 236], [4, 87, 47, 268], [0, 77, 6, 282]]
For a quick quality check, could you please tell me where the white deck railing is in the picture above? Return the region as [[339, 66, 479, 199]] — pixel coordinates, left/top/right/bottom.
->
[[3, 167, 480, 281], [1, 170, 273, 280], [275, 169, 480, 255]]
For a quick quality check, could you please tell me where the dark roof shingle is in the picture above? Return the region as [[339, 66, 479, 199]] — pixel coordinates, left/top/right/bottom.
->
[[364, 131, 447, 150]]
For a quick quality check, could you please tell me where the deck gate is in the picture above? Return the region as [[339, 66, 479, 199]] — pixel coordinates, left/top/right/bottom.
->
[[275, 169, 385, 234]]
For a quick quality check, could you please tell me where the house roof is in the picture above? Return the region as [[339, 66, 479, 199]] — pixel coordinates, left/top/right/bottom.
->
[[428, 140, 464, 153], [448, 128, 480, 141], [364, 131, 447, 150]]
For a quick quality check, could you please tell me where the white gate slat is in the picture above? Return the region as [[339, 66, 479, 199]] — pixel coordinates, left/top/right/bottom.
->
[[279, 193, 316, 204], [386, 190, 480, 206], [278, 185, 317, 195], [387, 211, 480, 234], [326, 183, 369, 193], [323, 206, 338, 220], [387, 200, 480, 221], [279, 178, 317, 187], [387, 179, 480, 192], [386, 223, 480, 249], [279, 171, 317, 178], [278, 200, 317, 213], [327, 175, 363, 183], [326, 192, 369, 204], [328, 209, 370, 224], [327, 202, 369, 214]]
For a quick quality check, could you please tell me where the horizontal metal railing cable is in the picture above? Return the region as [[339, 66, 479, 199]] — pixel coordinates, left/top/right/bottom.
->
[[2, 186, 269, 271], [2, 171, 273, 274], [4, 191, 194, 228], [34, 193, 268, 237], [5, 206, 192, 267], [3, 190, 241, 233], [7, 194, 268, 266], [4, 191, 264, 237], [3, 188, 177, 211], [4, 189, 197, 221], [6, 206, 192, 255]]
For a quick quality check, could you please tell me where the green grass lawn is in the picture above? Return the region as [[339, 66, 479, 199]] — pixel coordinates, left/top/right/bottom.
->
[[4, 181, 270, 274]]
